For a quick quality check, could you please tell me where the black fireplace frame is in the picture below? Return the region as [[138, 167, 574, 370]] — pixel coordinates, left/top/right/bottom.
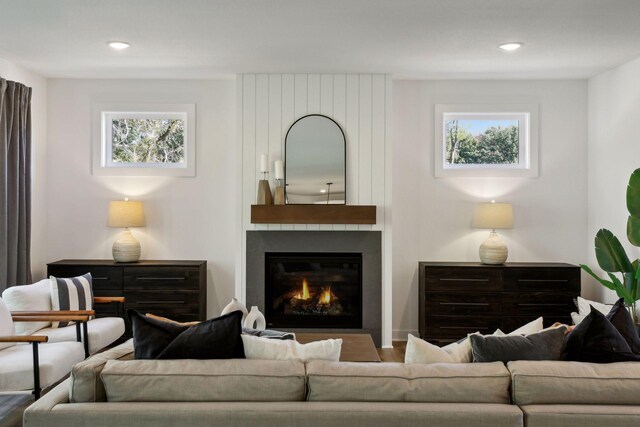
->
[[264, 252, 363, 329]]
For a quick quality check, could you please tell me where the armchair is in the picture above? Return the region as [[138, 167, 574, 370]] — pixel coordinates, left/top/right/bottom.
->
[[0, 299, 86, 399]]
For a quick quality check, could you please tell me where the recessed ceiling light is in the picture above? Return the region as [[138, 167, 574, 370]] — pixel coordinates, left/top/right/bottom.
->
[[108, 41, 131, 50], [498, 42, 522, 52]]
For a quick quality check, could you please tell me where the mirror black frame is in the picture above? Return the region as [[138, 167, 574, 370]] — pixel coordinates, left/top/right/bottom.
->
[[284, 114, 347, 205]]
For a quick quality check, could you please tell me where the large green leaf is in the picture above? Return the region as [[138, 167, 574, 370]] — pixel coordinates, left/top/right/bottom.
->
[[627, 168, 640, 217], [580, 264, 616, 291], [628, 215, 640, 247], [595, 229, 634, 272], [608, 273, 635, 304]]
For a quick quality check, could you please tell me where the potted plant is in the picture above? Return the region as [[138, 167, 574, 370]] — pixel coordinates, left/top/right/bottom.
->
[[581, 168, 640, 324]]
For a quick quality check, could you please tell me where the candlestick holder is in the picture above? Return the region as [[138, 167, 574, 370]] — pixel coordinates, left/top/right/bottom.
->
[[256, 172, 273, 205], [274, 179, 285, 205]]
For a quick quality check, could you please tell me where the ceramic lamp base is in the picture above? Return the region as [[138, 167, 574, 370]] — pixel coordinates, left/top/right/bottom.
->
[[479, 230, 508, 264], [257, 180, 273, 205], [113, 228, 141, 262]]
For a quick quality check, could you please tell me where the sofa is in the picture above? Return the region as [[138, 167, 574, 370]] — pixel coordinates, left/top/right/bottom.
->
[[23, 339, 640, 427]]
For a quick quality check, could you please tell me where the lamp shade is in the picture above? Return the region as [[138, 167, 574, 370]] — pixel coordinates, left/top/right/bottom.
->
[[472, 203, 513, 229], [108, 200, 145, 228]]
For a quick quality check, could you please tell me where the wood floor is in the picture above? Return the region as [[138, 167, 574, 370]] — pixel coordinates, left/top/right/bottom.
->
[[0, 341, 407, 427]]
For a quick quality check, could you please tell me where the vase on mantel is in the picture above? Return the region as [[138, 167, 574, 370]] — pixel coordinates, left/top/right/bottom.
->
[[221, 298, 248, 321], [244, 306, 266, 331]]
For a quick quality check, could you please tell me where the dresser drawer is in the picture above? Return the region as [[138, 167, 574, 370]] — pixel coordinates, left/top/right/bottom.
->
[[425, 267, 502, 291], [125, 267, 200, 290], [503, 292, 576, 316], [426, 292, 501, 315], [503, 268, 580, 292], [124, 290, 201, 320], [424, 316, 502, 338], [48, 265, 123, 291]]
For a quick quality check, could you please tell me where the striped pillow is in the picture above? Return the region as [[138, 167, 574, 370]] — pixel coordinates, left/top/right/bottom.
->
[[50, 273, 94, 328]]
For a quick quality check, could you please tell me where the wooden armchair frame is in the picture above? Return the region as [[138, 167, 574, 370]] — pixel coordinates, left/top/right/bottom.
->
[[1, 312, 91, 400]]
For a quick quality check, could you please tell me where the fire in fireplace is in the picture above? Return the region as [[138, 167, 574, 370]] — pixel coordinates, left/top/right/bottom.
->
[[265, 252, 362, 328]]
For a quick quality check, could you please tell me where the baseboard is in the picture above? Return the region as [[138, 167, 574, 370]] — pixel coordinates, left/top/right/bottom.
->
[[392, 329, 417, 341]]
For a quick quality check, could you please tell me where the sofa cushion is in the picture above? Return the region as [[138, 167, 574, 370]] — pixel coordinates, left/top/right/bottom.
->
[[508, 360, 640, 405], [607, 298, 640, 353], [69, 338, 134, 403], [241, 334, 341, 362], [470, 326, 566, 363], [38, 317, 125, 355], [50, 273, 94, 328], [0, 341, 85, 391], [306, 360, 511, 403], [0, 298, 15, 351], [101, 358, 306, 402], [564, 305, 640, 363], [2, 279, 52, 335]]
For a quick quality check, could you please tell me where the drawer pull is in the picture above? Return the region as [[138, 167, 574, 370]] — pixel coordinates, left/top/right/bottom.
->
[[517, 279, 569, 283], [439, 278, 489, 282], [516, 303, 568, 307], [439, 326, 490, 331], [136, 277, 186, 281], [134, 301, 186, 305], [92, 277, 111, 281], [439, 302, 490, 307]]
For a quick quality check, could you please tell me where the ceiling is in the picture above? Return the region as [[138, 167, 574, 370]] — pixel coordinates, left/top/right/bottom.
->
[[0, 0, 639, 79]]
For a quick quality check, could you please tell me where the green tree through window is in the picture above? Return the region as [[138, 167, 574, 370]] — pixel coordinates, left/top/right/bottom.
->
[[445, 119, 519, 165], [111, 118, 185, 164]]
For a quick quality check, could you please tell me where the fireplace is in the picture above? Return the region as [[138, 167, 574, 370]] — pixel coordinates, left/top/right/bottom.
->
[[246, 231, 381, 346], [265, 252, 362, 329]]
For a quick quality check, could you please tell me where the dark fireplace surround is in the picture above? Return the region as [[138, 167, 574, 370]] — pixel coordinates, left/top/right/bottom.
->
[[246, 231, 382, 346]]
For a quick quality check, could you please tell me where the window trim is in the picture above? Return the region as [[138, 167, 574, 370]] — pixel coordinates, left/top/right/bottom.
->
[[92, 103, 196, 176], [434, 104, 539, 178]]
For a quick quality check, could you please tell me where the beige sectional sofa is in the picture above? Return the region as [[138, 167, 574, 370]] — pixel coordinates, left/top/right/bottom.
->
[[23, 340, 640, 427]]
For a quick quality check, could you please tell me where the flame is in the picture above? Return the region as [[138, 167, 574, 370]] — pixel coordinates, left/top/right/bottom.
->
[[295, 278, 311, 300], [319, 287, 332, 304]]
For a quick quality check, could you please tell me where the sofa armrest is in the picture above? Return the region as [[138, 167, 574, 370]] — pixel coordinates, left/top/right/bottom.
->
[[12, 314, 91, 323], [12, 310, 95, 317], [94, 296, 125, 304], [0, 335, 48, 343]]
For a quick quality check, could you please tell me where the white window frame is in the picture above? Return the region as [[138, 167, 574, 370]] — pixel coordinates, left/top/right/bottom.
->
[[434, 104, 539, 178], [92, 103, 196, 176]]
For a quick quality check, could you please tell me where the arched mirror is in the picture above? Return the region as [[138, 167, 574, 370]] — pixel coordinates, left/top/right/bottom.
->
[[285, 114, 346, 204]]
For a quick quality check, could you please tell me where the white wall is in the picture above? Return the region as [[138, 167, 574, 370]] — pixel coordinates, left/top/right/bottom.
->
[[392, 80, 588, 339], [45, 78, 236, 316], [0, 57, 48, 282], [587, 56, 640, 303], [237, 74, 393, 346]]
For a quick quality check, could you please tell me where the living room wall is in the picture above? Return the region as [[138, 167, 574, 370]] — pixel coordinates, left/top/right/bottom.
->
[[392, 80, 589, 339], [587, 56, 640, 304], [44, 78, 236, 317], [0, 57, 48, 282]]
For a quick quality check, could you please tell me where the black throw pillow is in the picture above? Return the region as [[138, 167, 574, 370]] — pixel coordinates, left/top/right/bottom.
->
[[607, 298, 640, 353], [127, 309, 189, 359], [564, 305, 640, 363], [470, 326, 566, 363], [157, 311, 245, 359]]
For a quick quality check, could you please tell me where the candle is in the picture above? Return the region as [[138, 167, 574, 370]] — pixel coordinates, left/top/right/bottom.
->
[[260, 154, 268, 173], [275, 160, 284, 180]]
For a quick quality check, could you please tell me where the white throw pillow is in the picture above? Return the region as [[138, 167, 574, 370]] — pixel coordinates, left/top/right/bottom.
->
[[0, 298, 16, 351], [508, 317, 544, 335], [576, 297, 612, 317], [571, 311, 585, 325], [405, 329, 504, 364], [241, 334, 342, 362], [2, 279, 52, 335]]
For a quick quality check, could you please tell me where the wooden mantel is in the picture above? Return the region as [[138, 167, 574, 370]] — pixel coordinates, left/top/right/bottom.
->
[[251, 205, 376, 225]]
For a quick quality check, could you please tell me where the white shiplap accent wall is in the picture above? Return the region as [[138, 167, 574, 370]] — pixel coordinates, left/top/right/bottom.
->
[[236, 74, 393, 347]]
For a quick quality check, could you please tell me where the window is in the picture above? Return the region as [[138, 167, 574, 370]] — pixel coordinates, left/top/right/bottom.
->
[[92, 103, 196, 176], [435, 104, 538, 178]]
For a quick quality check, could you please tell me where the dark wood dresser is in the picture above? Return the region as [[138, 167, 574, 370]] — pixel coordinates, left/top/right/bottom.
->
[[419, 262, 580, 345], [47, 260, 207, 334]]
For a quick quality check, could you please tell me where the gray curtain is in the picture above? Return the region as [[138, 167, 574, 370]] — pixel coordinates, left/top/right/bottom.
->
[[0, 77, 32, 290]]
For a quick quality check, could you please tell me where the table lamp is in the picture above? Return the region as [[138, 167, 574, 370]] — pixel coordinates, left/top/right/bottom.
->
[[108, 199, 146, 262], [472, 201, 513, 264]]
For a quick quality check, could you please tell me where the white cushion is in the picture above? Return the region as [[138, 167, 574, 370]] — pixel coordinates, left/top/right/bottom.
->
[[0, 298, 15, 351], [576, 296, 612, 317], [571, 311, 585, 325], [1, 280, 52, 335], [405, 329, 505, 364], [241, 334, 342, 362], [509, 317, 544, 335], [37, 317, 125, 355], [0, 341, 85, 391]]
